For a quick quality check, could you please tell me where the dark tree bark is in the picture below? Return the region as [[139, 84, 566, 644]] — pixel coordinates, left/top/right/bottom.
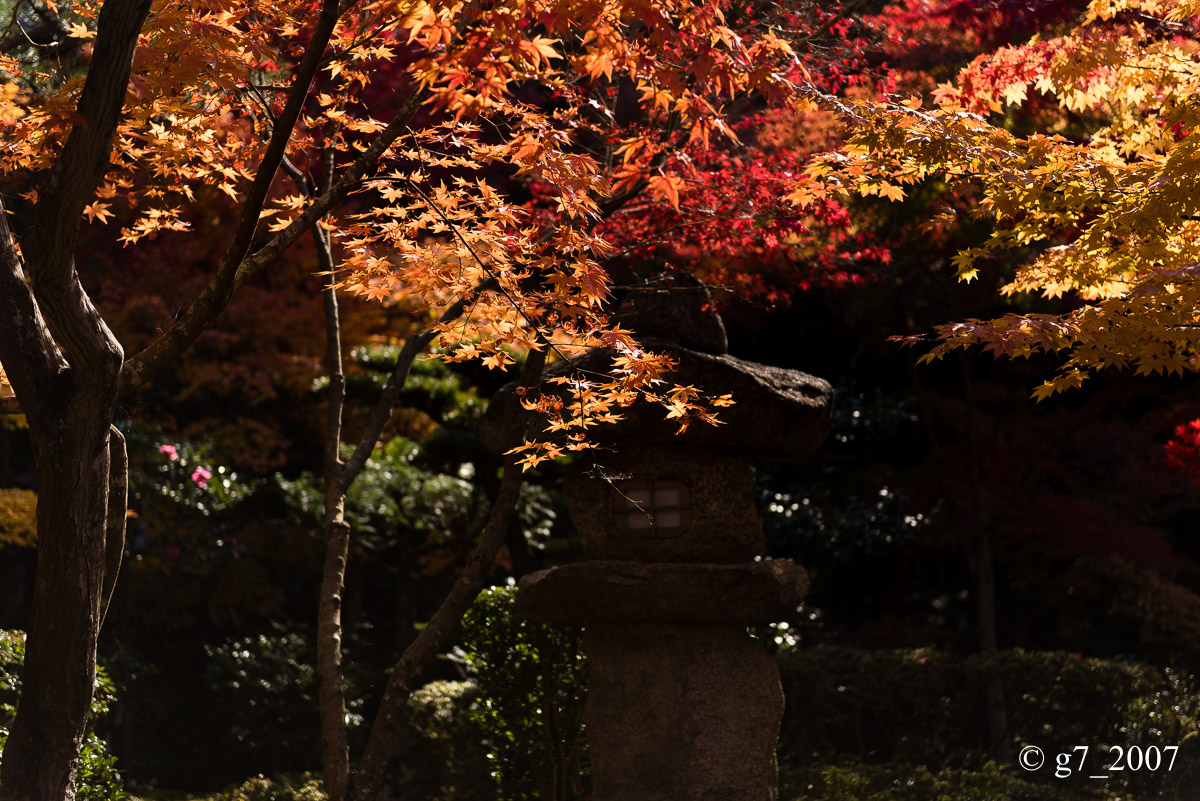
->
[[1, 406, 117, 801], [0, 1, 149, 797]]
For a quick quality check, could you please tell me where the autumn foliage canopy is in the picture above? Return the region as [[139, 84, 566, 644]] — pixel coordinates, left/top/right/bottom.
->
[[0, 0, 884, 468], [811, 0, 1200, 401]]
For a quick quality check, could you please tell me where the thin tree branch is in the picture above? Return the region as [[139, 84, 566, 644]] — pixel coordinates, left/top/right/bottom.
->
[[309, 147, 354, 801], [99, 424, 126, 630], [215, 0, 340, 285], [115, 0, 345, 392], [337, 289, 476, 495], [0, 196, 62, 413], [317, 514, 351, 801], [0, 17, 66, 54], [348, 348, 546, 801], [123, 29, 659, 396]]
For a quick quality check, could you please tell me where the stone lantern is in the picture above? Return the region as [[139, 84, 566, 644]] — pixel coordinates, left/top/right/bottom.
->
[[479, 275, 832, 801]]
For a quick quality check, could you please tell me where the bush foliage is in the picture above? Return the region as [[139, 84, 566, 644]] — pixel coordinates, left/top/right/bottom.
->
[[405, 681, 492, 801], [458, 585, 589, 801], [1, 630, 127, 801], [399, 586, 591, 801], [189, 774, 328, 801], [201, 626, 324, 778]]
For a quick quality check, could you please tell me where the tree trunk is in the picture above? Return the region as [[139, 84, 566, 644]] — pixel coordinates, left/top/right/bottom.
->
[[313, 215, 352, 801], [0, 397, 118, 801], [0, 0, 150, 791], [960, 354, 1009, 763], [977, 528, 1009, 762]]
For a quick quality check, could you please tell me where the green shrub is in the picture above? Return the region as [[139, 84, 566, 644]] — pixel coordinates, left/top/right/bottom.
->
[[405, 681, 492, 801], [204, 774, 327, 801], [457, 585, 589, 801], [403, 588, 589, 801], [75, 734, 129, 801], [0, 629, 22, 721], [201, 625, 324, 777], [777, 646, 965, 764], [0, 630, 128, 801]]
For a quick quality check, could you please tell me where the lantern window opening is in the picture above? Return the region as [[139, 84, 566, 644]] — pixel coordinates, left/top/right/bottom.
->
[[614, 479, 691, 538]]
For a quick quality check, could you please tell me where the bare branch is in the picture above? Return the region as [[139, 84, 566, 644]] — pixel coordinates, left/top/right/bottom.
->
[[348, 348, 547, 801], [317, 515, 351, 801], [310, 147, 353, 801], [0, 196, 63, 412], [0, 18, 66, 54], [99, 424, 127, 630], [337, 287, 474, 495]]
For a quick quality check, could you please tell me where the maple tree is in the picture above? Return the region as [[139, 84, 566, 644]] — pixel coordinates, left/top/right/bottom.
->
[[784, 0, 1200, 763], [0, 0, 835, 799], [742, 0, 1121, 763]]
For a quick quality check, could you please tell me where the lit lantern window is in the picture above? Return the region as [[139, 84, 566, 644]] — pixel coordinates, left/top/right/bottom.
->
[[614, 480, 691, 537]]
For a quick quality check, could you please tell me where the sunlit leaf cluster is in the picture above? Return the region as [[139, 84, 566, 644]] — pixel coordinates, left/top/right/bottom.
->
[[812, 0, 1200, 397]]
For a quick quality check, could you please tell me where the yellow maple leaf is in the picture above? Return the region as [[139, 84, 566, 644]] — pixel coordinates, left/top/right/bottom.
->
[[65, 22, 94, 40], [1002, 82, 1028, 106], [879, 183, 906, 202], [82, 201, 113, 224]]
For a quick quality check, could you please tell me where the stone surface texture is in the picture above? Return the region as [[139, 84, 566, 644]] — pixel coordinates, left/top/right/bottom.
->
[[516, 560, 808, 624], [610, 272, 729, 354], [583, 622, 783, 801]]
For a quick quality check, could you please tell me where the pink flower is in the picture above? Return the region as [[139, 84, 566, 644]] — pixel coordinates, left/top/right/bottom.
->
[[191, 466, 212, 488], [158, 444, 179, 461]]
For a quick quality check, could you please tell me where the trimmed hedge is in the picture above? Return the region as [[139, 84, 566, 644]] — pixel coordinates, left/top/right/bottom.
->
[[405, 681, 492, 801], [782, 763, 1086, 801], [777, 647, 1200, 799]]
